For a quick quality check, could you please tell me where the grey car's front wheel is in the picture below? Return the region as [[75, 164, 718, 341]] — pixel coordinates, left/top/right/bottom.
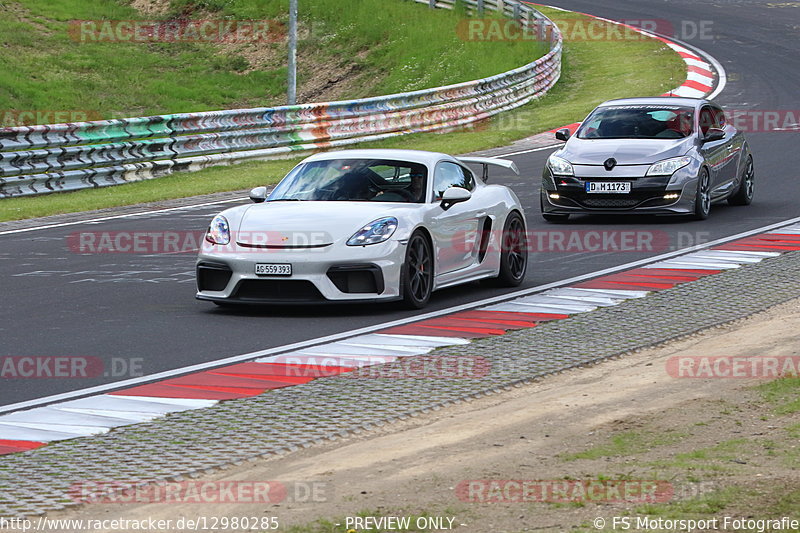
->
[[401, 231, 433, 309], [693, 167, 711, 220], [728, 155, 754, 206]]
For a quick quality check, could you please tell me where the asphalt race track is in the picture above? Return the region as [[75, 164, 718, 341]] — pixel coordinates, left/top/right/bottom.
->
[[1, 0, 798, 407]]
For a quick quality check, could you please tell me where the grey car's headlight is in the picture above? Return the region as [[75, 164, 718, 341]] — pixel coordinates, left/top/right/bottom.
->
[[205, 214, 231, 245], [547, 155, 574, 176], [646, 156, 692, 176], [347, 217, 398, 246]]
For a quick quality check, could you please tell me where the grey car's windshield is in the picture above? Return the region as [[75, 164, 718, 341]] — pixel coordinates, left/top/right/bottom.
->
[[578, 105, 695, 139], [268, 159, 428, 203]]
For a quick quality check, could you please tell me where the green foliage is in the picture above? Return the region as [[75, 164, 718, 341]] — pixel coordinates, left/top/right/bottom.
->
[[0, 0, 545, 117], [757, 377, 800, 414], [561, 430, 687, 461]]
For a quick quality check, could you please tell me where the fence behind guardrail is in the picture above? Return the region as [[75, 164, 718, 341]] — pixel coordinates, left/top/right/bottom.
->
[[0, 0, 561, 198]]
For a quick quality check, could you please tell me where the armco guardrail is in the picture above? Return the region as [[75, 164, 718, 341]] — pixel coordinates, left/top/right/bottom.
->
[[0, 0, 561, 198]]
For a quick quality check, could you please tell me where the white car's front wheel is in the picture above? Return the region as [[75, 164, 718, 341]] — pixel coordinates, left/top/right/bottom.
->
[[401, 231, 433, 309]]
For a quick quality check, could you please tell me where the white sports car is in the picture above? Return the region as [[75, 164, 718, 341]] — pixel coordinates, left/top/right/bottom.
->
[[196, 149, 528, 309]]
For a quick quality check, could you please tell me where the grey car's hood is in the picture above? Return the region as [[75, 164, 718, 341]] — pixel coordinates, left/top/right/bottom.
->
[[558, 137, 693, 165]]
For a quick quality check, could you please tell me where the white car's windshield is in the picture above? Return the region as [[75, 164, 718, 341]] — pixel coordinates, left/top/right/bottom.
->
[[578, 105, 695, 139], [268, 159, 428, 203]]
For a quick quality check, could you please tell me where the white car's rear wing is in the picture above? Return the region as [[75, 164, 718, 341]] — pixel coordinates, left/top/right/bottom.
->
[[456, 157, 519, 182]]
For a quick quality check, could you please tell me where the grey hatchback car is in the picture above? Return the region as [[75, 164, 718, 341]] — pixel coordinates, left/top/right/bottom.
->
[[540, 97, 754, 221]]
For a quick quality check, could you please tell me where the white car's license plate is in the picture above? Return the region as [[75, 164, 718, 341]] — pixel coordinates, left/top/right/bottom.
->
[[585, 182, 631, 194], [255, 263, 292, 276]]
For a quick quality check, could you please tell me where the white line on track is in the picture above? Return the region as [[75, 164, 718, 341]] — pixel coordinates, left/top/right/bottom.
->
[[489, 144, 563, 159], [3, 215, 800, 415], [0, 197, 246, 236]]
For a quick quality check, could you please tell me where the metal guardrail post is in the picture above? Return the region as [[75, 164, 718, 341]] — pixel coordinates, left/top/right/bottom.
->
[[477, 0, 484, 16], [513, 3, 521, 21], [287, 0, 298, 105], [429, 0, 436, 7]]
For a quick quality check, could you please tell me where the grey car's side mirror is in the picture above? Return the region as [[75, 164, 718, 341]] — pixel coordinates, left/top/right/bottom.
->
[[555, 128, 571, 142], [703, 128, 725, 142], [249, 186, 268, 203], [440, 187, 471, 210]]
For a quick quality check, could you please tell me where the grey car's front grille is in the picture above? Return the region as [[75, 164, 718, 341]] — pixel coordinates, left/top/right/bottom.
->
[[581, 198, 642, 208]]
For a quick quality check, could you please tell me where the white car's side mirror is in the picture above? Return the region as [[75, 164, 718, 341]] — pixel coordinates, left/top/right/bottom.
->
[[440, 187, 471, 210], [249, 186, 268, 203]]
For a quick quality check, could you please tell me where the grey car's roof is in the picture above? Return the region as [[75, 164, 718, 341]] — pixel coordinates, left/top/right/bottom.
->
[[597, 96, 709, 108], [301, 149, 453, 167]]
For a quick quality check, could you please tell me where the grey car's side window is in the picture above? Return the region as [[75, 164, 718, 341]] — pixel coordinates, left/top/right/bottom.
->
[[699, 106, 715, 136], [432, 162, 473, 201], [712, 106, 727, 128]]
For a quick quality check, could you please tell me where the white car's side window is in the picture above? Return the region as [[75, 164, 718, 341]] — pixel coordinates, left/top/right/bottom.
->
[[432, 162, 472, 201]]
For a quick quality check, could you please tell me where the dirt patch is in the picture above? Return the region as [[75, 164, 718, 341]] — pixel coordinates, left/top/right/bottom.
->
[[298, 49, 372, 104], [125, 1, 379, 105], [129, 0, 170, 17], [33, 299, 800, 532]]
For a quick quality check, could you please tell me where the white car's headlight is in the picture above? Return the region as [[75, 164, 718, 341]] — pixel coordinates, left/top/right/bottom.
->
[[205, 215, 230, 245], [547, 155, 574, 176], [347, 217, 398, 246], [646, 156, 692, 176]]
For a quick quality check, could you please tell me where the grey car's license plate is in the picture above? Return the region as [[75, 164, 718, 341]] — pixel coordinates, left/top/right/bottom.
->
[[585, 182, 631, 194], [255, 263, 292, 276]]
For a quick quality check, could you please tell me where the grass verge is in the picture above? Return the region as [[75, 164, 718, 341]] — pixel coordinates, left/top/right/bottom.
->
[[0, 6, 686, 222], [560, 429, 687, 461], [1, 0, 543, 116]]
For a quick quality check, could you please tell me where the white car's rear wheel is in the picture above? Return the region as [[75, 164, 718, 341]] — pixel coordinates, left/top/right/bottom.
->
[[494, 212, 528, 287]]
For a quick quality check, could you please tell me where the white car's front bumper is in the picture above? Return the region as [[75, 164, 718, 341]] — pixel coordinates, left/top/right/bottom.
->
[[195, 239, 407, 304]]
